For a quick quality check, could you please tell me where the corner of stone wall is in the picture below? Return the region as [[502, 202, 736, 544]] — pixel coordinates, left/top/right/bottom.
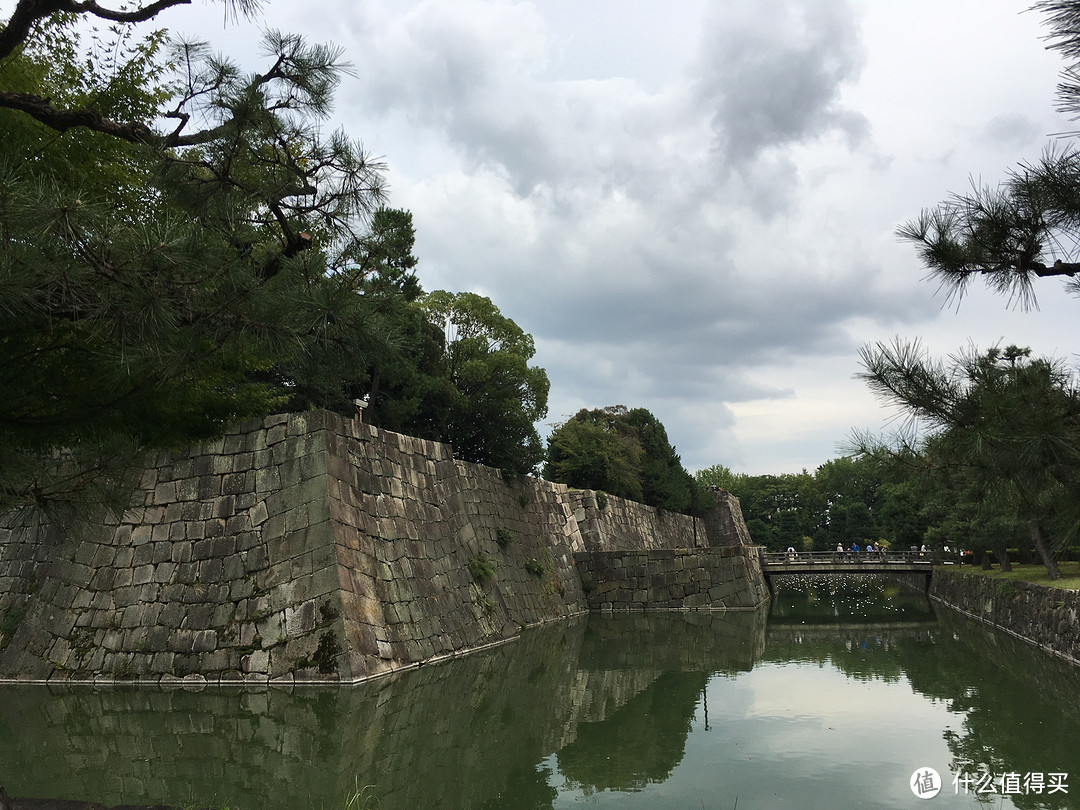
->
[[703, 489, 754, 547]]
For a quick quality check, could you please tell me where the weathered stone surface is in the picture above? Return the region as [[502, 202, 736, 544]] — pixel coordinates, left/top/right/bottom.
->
[[0, 410, 765, 683], [930, 569, 1080, 666], [574, 547, 769, 611]]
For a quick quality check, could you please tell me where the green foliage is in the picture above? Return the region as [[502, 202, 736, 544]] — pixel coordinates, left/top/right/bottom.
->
[[0, 8, 392, 513], [525, 557, 545, 576], [0, 607, 26, 652], [895, 2, 1080, 308], [469, 554, 497, 584], [856, 340, 1080, 578], [342, 781, 381, 810], [0, 6, 551, 513], [595, 491, 608, 510], [544, 406, 697, 513], [694, 464, 746, 492], [418, 291, 550, 474], [545, 412, 643, 501], [713, 455, 894, 552], [495, 527, 514, 548]]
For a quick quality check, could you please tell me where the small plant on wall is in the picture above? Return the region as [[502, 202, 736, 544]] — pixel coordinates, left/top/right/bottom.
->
[[469, 554, 497, 584], [525, 558, 544, 576], [596, 491, 608, 510], [495, 527, 514, 548]]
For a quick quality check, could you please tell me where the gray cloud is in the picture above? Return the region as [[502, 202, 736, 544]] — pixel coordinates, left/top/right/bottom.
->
[[169, 0, 1074, 474], [694, 0, 868, 165]]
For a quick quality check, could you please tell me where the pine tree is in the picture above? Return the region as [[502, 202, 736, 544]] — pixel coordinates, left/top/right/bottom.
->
[[0, 2, 389, 513]]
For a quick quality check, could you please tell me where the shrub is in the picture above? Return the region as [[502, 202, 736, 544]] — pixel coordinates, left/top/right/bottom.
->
[[495, 527, 514, 548], [469, 554, 497, 583]]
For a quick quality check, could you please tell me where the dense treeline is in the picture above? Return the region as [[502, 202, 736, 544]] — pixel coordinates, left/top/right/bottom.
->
[[694, 457, 909, 553]]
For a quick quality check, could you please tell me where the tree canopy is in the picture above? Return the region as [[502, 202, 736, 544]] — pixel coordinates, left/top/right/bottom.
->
[[0, 2, 550, 512], [857, 340, 1080, 577], [544, 406, 697, 513]]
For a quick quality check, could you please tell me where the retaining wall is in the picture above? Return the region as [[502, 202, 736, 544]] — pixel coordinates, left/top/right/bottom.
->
[[0, 410, 765, 683], [929, 568, 1080, 666], [575, 547, 769, 611], [568, 490, 708, 552]]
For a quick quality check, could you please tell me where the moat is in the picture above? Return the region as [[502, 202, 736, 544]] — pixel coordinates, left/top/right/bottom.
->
[[2, 575, 1079, 809]]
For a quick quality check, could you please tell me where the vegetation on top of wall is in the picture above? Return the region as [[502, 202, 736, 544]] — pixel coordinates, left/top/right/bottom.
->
[[544, 406, 703, 514], [0, 3, 551, 519]]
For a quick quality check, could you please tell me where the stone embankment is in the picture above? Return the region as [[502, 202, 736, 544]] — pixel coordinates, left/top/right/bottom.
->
[[576, 547, 768, 611], [930, 568, 1080, 666], [0, 410, 767, 684]]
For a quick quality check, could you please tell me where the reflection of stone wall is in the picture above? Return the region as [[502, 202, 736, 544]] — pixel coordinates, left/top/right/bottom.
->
[[929, 568, 1080, 666], [0, 612, 769, 810], [575, 547, 770, 611]]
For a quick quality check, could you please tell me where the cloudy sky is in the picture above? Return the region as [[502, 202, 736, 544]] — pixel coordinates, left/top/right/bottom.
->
[[167, 0, 1078, 475]]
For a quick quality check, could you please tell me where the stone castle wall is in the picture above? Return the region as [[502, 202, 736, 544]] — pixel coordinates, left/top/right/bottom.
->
[[575, 547, 770, 611], [568, 490, 709, 552], [929, 568, 1080, 666], [0, 410, 764, 683]]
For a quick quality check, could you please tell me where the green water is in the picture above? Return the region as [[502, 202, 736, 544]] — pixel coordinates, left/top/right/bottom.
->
[[2, 575, 1080, 809]]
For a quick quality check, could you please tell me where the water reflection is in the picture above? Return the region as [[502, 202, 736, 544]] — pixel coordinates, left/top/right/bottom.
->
[[1, 579, 1080, 809]]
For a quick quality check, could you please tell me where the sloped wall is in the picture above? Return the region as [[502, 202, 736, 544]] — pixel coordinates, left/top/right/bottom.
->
[[568, 490, 710, 552], [0, 410, 764, 683]]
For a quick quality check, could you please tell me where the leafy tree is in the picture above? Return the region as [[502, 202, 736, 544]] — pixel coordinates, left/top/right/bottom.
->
[[544, 411, 644, 501], [0, 2, 393, 513], [624, 407, 696, 513], [544, 406, 697, 512], [419, 291, 549, 474], [857, 340, 1080, 578], [693, 463, 745, 492]]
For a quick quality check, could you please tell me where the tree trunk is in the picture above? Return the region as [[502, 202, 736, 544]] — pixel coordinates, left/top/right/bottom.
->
[[0, 784, 11, 810], [1029, 519, 1062, 580], [980, 549, 993, 570], [994, 542, 1013, 572]]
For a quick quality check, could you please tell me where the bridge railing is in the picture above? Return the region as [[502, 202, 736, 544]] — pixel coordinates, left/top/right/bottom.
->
[[760, 549, 944, 567]]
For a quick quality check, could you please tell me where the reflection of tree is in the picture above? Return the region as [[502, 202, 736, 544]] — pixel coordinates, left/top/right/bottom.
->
[[765, 575, 935, 683], [475, 761, 558, 810], [898, 609, 1080, 810], [770, 575, 936, 625], [764, 626, 929, 683], [556, 671, 706, 793]]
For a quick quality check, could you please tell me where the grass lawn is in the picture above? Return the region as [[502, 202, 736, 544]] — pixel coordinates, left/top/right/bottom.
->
[[941, 561, 1080, 590]]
